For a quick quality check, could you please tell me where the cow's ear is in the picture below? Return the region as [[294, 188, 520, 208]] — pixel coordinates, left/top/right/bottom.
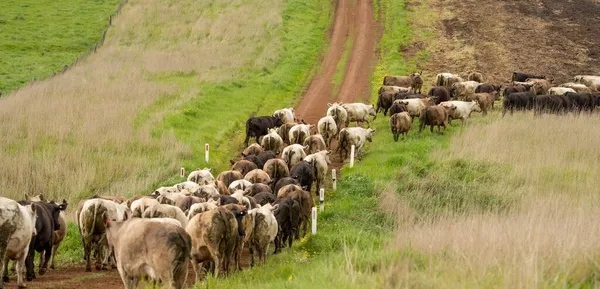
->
[[30, 204, 36, 214], [271, 204, 279, 211], [230, 159, 235, 165], [327, 150, 332, 155], [327, 103, 332, 107], [39, 194, 46, 202], [25, 193, 30, 201]]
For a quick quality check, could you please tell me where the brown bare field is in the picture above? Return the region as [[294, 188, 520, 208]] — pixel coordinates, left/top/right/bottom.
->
[[0, 0, 283, 204]]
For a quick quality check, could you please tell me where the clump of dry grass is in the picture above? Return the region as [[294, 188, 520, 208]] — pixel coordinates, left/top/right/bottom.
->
[[385, 112, 600, 288], [0, 0, 283, 207]]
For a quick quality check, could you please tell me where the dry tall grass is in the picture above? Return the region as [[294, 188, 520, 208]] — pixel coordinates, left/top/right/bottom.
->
[[0, 0, 283, 205], [386, 113, 600, 288]]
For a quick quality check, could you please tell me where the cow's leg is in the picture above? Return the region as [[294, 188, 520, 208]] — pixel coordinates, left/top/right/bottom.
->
[[2, 259, 8, 285], [39, 243, 52, 275], [16, 253, 27, 288], [101, 244, 112, 270], [430, 125, 434, 133], [38, 251, 44, 273], [50, 242, 59, 270], [25, 246, 35, 281], [249, 246, 255, 268], [84, 239, 92, 272]]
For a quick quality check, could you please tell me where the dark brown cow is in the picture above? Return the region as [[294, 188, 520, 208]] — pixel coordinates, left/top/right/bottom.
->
[[244, 116, 282, 147], [382, 75, 412, 87], [512, 72, 545, 82], [418, 105, 455, 134], [427, 86, 450, 105], [216, 170, 243, 188], [230, 160, 258, 177], [376, 91, 395, 116]]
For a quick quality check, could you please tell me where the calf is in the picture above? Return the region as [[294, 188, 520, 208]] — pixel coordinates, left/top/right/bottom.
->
[[260, 129, 283, 154], [106, 218, 190, 289], [337, 127, 376, 159], [342, 103, 377, 127], [419, 105, 455, 134], [317, 116, 337, 147], [0, 198, 36, 289], [244, 116, 283, 147], [389, 112, 412, 141]]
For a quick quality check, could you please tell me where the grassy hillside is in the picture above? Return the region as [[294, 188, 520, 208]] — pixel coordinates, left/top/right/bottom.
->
[[0, 0, 122, 94], [0, 0, 330, 207]]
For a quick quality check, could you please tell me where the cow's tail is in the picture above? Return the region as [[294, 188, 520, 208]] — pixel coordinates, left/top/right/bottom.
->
[[337, 130, 348, 154], [288, 151, 295, 168], [294, 131, 301, 145], [167, 230, 191, 285]]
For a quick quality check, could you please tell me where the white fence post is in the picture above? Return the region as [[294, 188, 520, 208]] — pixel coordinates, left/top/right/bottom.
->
[[319, 188, 325, 212], [350, 145, 355, 168], [332, 169, 337, 191], [311, 207, 317, 235], [205, 143, 209, 163], [180, 167, 185, 178]]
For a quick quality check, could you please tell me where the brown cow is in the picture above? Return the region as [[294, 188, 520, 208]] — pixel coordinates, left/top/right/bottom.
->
[[244, 169, 271, 185], [230, 160, 258, 177], [383, 75, 412, 87], [242, 144, 264, 157], [222, 204, 253, 271], [468, 93, 495, 115], [410, 72, 423, 93], [376, 91, 395, 116], [276, 123, 297, 145], [277, 185, 314, 239], [418, 105, 456, 134], [303, 134, 326, 155], [263, 158, 290, 188], [389, 112, 412, 141], [467, 72, 484, 83], [217, 170, 243, 188], [105, 218, 190, 289]]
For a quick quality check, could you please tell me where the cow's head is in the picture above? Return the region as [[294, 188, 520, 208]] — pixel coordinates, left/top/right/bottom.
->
[[227, 204, 248, 237], [25, 193, 46, 202], [274, 116, 284, 127], [470, 101, 482, 112], [47, 199, 67, 231], [366, 129, 376, 142]]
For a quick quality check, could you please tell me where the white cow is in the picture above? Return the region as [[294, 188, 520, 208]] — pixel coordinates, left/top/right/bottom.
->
[[317, 116, 338, 147], [273, 108, 295, 124], [574, 75, 600, 87], [260, 128, 283, 154], [288, 124, 313, 145], [394, 98, 434, 118], [337, 127, 376, 159], [341, 103, 377, 127], [326, 103, 348, 130], [142, 204, 188, 228], [0, 197, 37, 289], [248, 204, 279, 266], [281, 144, 307, 169], [187, 168, 215, 186], [130, 197, 160, 218], [174, 181, 200, 193], [303, 150, 332, 191], [548, 87, 576, 95], [186, 200, 218, 220], [228, 179, 253, 194], [559, 83, 592, 93], [439, 101, 482, 124]]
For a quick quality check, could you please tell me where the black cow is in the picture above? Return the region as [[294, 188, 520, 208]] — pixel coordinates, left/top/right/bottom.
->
[[427, 86, 450, 105], [534, 95, 562, 115], [389, 102, 408, 116], [257, 151, 277, 169], [219, 195, 240, 206], [376, 91, 395, 116], [253, 192, 276, 206], [243, 154, 263, 170], [475, 83, 501, 94], [565, 92, 596, 114], [17, 200, 67, 281], [274, 177, 300, 195], [273, 197, 300, 254], [502, 92, 536, 116], [244, 116, 282, 147], [512, 72, 545, 82], [289, 161, 314, 192]]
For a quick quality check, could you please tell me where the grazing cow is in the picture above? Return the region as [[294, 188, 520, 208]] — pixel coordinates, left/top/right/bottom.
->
[[451, 81, 480, 99], [105, 218, 190, 289], [274, 177, 300, 195], [559, 83, 592, 93], [440, 101, 482, 124], [326, 103, 348, 131], [0, 198, 36, 289], [527, 78, 552, 95], [273, 108, 295, 124], [253, 192, 276, 206], [389, 102, 408, 116], [187, 168, 215, 186], [468, 93, 494, 115], [549, 87, 576, 96], [382, 75, 412, 87], [303, 150, 331, 192], [428, 86, 451, 105], [243, 183, 272, 197], [303, 134, 326, 155], [468, 72, 484, 83], [260, 129, 283, 154], [410, 72, 424, 93], [565, 92, 597, 114], [24, 194, 67, 270], [281, 144, 307, 169], [186, 207, 238, 280], [342, 103, 377, 127], [228, 179, 253, 195], [389, 112, 412, 141], [290, 161, 315, 192], [230, 160, 258, 177], [217, 170, 243, 188], [244, 116, 283, 147], [288, 124, 313, 145], [337, 127, 376, 159], [186, 200, 218, 220], [244, 169, 271, 185], [394, 98, 434, 119], [378, 85, 410, 95], [263, 158, 290, 189], [419, 105, 456, 134], [276, 123, 296, 145], [130, 197, 159, 218], [376, 91, 395, 116], [502, 92, 536, 116], [512, 72, 545, 82], [317, 116, 337, 147], [273, 197, 300, 253], [249, 204, 278, 266], [78, 198, 128, 272], [142, 204, 188, 228], [242, 143, 264, 157]]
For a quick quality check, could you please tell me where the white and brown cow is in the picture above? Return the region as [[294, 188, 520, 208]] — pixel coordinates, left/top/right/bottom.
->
[[337, 127, 376, 159], [341, 103, 377, 127]]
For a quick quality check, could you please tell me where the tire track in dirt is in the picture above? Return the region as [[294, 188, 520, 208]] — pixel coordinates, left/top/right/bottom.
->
[[294, 0, 378, 170]]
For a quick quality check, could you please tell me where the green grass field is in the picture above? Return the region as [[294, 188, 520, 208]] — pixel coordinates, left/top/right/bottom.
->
[[0, 0, 122, 94]]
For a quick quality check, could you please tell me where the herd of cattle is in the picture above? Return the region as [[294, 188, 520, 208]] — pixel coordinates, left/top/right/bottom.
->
[[2, 71, 599, 289], [378, 72, 600, 139]]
